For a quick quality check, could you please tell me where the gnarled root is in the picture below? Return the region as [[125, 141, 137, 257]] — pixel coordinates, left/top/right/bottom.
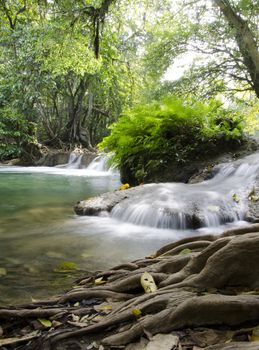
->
[[1, 224, 259, 349]]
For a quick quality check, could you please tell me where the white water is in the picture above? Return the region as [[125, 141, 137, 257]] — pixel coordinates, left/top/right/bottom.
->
[[0, 153, 117, 177], [111, 152, 259, 229], [0, 151, 257, 304], [66, 153, 83, 168]]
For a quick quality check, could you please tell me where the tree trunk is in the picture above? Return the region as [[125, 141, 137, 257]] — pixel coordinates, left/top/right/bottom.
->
[[65, 78, 95, 150], [213, 0, 259, 98]]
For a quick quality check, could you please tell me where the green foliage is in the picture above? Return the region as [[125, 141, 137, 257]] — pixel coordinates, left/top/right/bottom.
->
[[0, 107, 36, 160], [99, 96, 245, 183]]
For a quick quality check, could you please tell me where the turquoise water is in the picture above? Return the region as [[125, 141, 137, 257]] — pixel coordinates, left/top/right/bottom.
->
[[2, 151, 256, 306], [0, 168, 121, 305], [0, 167, 184, 306]]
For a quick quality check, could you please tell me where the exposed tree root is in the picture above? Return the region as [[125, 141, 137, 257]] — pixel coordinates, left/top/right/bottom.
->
[[1, 223, 259, 350]]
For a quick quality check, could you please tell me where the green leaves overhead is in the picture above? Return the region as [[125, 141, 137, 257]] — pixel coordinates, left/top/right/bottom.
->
[[36, 26, 101, 77]]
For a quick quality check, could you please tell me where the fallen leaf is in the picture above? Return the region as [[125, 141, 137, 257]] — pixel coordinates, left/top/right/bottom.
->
[[132, 308, 142, 317], [94, 304, 113, 312], [0, 267, 7, 276], [67, 321, 88, 328], [37, 318, 52, 328], [54, 261, 78, 272], [232, 193, 240, 203], [94, 277, 106, 285], [251, 326, 259, 342], [119, 183, 130, 190], [179, 248, 192, 255], [141, 272, 157, 293], [71, 314, 80, 322], [146, 334, 179, 350]]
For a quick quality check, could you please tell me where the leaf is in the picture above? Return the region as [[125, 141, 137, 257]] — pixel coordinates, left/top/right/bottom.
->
[[132, 308, 142, 317], [232, 193, 240, 203], [249, 195, 259, 202], [74, 302, 80, 307], [0, 267, 7, 276], [94, 304, 113, 312], [250, 326, 259, 342], [54, 261, 78, 272], [119, 183, 130, 190], [140, 272, 157, 293], [37, 318, 52, 328], [94, 277, 106, 285], [179, 248, 192, 255]]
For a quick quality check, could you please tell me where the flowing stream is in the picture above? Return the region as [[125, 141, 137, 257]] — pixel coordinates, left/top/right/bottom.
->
[[0, 152, 258, 305]]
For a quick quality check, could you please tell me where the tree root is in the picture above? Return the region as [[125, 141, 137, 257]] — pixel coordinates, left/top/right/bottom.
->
[[1, 223, 259, 350]]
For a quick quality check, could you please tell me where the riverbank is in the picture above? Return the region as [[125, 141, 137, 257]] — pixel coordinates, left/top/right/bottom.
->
[[1, 223, 259, 349]]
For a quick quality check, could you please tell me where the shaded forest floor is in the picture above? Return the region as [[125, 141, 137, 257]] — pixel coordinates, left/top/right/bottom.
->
[[1, 224, 259, 350]]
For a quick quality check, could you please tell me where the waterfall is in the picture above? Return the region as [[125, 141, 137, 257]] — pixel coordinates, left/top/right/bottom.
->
[[86, 154, 116, 173], [66, 153, 83, 169], [111, 152, 259, 229]]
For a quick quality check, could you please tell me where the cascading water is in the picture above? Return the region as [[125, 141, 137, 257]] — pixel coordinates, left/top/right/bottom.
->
[[111, 152, 259, 229], [0, 150, 257, 305], [66, 153, 83, 168], [87, 153, 115, 173]]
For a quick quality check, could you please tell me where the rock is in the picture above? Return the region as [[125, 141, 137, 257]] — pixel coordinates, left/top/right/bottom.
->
[[36, 150, 96, 167], [74, 187, 143, 216]]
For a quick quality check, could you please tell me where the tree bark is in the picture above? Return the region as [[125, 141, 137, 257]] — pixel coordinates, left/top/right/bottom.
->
[[213, 0, 259, 97]]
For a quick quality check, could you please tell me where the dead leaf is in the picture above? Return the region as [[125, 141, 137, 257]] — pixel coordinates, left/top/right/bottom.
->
[[125, 337, 149, 350], [250, 326, 259, 342], [94, 304, 113, 313], [0, 267, 7, 276], [141, 272, 157, 293], [146, 334, 179, 350], [67, 321, 88, 328]]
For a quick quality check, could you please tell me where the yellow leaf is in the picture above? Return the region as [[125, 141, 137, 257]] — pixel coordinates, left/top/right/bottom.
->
[[232, 193, 240, 203], [94, 277, 106, 285], [119, 183, 130, 190], [74, 302, 80, 307], [140, 272, 157, 293], [250, 326, 259, 342], [38, 318, 52, 328], [132, 308, 142, 317]]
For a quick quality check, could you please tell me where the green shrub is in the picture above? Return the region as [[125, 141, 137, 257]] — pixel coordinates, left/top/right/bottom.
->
[[99, 96, 245, 184], [0, 107, 36, 160]]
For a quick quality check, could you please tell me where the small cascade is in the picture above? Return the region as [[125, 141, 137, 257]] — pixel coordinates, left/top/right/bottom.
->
[[66, 153, 83, 168], [87, 154, 115, 173], [111, 152, 259, 229]]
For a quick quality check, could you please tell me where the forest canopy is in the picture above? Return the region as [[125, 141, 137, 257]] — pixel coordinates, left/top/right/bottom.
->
[[0, 0, 258, 162]]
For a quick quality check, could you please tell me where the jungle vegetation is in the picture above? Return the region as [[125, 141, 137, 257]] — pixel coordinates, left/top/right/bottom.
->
[[0, 0, 258, 163]]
